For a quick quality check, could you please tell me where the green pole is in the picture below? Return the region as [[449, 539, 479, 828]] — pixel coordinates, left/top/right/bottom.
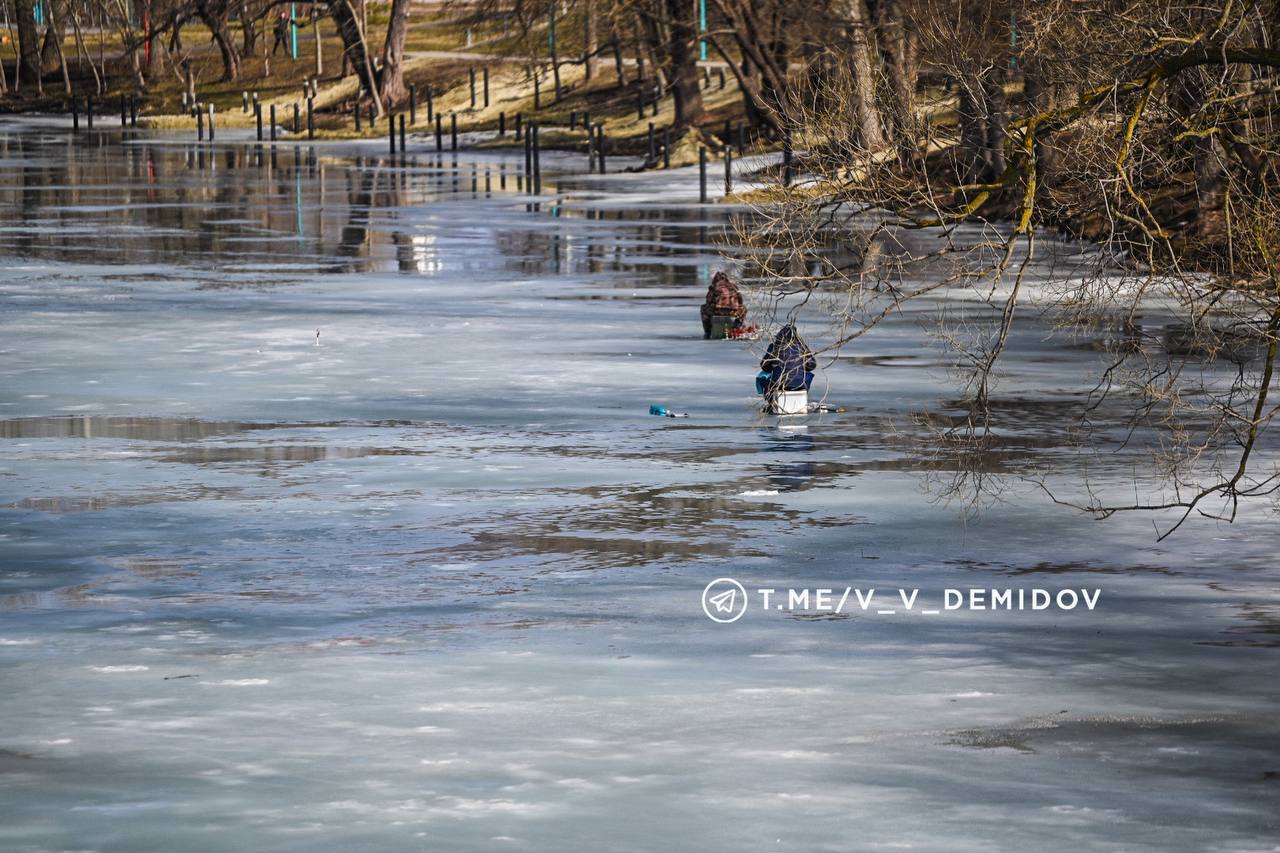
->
[[291, 2, 298, 60], [698, 0, 707, 61]]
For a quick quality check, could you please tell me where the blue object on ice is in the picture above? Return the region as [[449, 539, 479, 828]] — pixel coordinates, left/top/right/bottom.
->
[[649, 404, 669, 416], [755, 371, 771, 396]]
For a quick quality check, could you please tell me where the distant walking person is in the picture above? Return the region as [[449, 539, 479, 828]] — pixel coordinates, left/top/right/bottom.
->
[[271, 12, 291, 57], [701, 270, 747, 338]]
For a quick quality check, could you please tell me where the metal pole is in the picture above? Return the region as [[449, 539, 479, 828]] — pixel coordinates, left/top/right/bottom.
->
[[290, 1, 298, 59]]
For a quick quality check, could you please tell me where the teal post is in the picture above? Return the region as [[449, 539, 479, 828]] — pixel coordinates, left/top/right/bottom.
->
[[290, 2, 298, 60], [698, 0, 707, 61]]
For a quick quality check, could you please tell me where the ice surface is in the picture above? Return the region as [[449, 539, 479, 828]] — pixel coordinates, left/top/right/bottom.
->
[[0, 117, 1278, 852]]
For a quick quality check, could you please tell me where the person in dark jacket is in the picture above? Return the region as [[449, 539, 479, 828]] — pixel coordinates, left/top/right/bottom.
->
[[701, 271, 747, 338], [271, 12, 291, 57], [759, 323, 816, 395]]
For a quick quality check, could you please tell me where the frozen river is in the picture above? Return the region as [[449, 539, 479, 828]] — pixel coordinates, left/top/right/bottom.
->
[[1, 117, 1277, 851]]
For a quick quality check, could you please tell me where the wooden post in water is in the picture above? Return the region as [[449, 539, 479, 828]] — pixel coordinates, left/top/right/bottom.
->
[[515, 112, 523, 140], [197, 105, 205, 140], [596, 124, 606, 174], [409, 85, 417, 124], [399, 114, 406, 152], [435, 113, 443, 151], [783, 131, 793, 187], [451, 112, 458, 151], [307, 98, 314, 140], [389, 111, 396, 154], [270, 105, 277, 141], [293, 102, 300, 135], [532, 123, 541, 194], [699, 147, 707, 202], [523, 125, 532, 189], [256, 101, 264, 140], [207, 104, 215, 141], [426, 87, 434, 122], [725, 149, 733, 195]]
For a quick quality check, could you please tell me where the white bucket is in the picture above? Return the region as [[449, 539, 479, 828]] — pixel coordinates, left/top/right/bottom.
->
[[769, 389, 808, 415]]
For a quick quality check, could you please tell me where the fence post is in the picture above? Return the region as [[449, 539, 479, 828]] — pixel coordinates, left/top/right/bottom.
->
[[71, 97, 79, 132], [499, 111, 506, 136], [307, 98, 314, 140], [207, 104, 215, 141], [483, 66, 490, 107], [662, 126, 671, 169], [389, 111, 396, 154], [435, 113, 443, 151], [725, 149, 733, 195], [451, 112, 458, 151], [256, 101, 263, 140], [399, 114, 406, 153], [270, 104, 277, 141], [409, 84, 417, 124], [469, 67, 477, 109]]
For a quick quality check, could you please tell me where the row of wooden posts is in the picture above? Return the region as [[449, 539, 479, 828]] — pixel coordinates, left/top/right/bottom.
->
[[71, 64, 765, 201]]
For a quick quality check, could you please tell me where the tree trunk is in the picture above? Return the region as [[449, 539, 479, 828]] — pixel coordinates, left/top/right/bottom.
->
[[377, 0, 409, 104], [584, 4, 598, 81], [845, 0, 885, 151], [612, 38, 626, 85], [329, 0, 380, 112], [39, 0, 67, 74], [241, 1, 258, 56], [663, 0, 703, 128], [13, 0, 43, 94], [195, 0, 241, 81]]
